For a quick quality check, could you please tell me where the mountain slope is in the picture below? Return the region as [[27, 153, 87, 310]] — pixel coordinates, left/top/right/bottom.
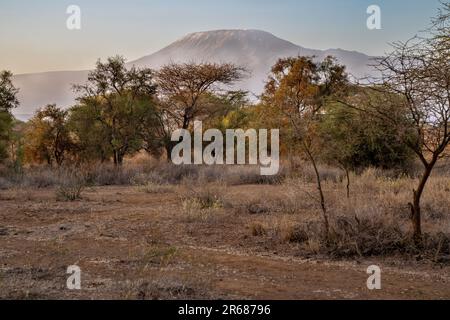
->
[[131, 30, 374, 94], [12, 29, 376, 120], [12, 70, 89, 120]]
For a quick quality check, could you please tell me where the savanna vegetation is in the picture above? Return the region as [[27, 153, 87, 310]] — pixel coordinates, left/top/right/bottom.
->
[[0, 3, 449, 269]]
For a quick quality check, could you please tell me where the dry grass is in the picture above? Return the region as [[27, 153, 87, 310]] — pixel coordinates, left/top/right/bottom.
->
[[0, 161, 287, 189], [130, 275, 214, 300], [180, 185, 227, 223], [249, 222, 267, 236], [54, 169, 85, 201], [1, 160, 449, 261], [243, 166, 450, 260], [136, 181, 172, 194]]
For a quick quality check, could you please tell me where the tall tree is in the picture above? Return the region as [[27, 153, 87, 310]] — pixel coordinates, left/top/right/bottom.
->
[[340, 3, 450, 242], [74, 56, 159, 165], [262, 56, 348, 238], [67, 102, 113, 163], [156, 62, 246, 135]]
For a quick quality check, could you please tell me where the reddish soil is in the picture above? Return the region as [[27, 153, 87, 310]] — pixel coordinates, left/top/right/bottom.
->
[[0, 186, 449, 299]]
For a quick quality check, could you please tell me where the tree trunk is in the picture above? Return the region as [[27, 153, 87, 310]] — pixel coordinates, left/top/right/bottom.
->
[[410, 189, 422, 245], [409, 157, 437, 244], [165, 140, 176, 162], [182, 109, 192, 130], [303, 143, 330, 239], [117, 154, 124, 166], [113, 150, 120, 166], [115, 149, 125, 166], [345, 167, 350, 199]]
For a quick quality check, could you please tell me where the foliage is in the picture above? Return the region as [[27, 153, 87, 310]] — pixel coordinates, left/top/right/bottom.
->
[[73, 56, 160, 165], [0, 111, 14, 162], [0, 71, 19, 112], [24, 105, 72, 166], [0, 70, 19, 164], [157, 62, 247, 130], [320, 97, 415, 171], [340, 3, 450, 241], [261, 55, 349, 236]]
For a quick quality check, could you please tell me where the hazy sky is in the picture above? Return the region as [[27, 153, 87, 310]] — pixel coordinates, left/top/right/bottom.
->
[[0, 0, 441, 74]]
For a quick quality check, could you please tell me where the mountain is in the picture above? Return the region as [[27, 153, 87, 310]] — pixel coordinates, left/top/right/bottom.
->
[[12, 70, 89, 121], [131, 30, 374, 92], [12, 29, 376, 120]]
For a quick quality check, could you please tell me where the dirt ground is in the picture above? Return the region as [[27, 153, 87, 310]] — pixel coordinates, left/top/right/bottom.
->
[[0, 185, 449, 300]]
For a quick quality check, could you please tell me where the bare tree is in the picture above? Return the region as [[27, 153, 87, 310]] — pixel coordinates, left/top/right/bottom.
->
[[340, 4, 450, 243]]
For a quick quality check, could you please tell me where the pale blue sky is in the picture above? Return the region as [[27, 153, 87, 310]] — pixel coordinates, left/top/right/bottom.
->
[[0, 0, 441, 74]]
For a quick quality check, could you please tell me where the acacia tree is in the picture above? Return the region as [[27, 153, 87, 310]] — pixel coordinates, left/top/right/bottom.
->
[[156, 62, 246, 156], [157, 62, 246, 129], [24, 104, 72, 166], [340, 4, 450, 242], [74, 56, 159, 165], [263, 56, 348, 237], [67, 103, 113, 163]]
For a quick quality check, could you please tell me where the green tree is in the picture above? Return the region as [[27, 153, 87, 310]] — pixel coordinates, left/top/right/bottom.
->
[[0, 71, 19, 112], [7, 119, 26, 173], [321, 95, 415, 169], [67, 102, 112, 163], [320, 96, 415, 198], [0, 111, 14, 162], [0, 70, 19, 163], [24, 105, 72, 166], [74, 56, 159, 165]]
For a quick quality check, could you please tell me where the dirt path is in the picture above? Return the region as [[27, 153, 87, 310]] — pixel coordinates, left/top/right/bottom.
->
[[1, 239, 448, 299], [0, 186, 449, 299], [175, 245, 450, 299]]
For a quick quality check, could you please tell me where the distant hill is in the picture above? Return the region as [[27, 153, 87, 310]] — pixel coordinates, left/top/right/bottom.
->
[[12, 70, 89, 121], [12, 29, 377, 120]]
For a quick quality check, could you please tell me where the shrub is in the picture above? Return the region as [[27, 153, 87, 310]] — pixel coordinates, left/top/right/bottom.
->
[[143, 245, 178, 266], [244, 200, 271, 215], [180, 185, 227, 223], [82, 164, 141, 186], [326, 216, 410, 257], [0, 176, 12, 190], [224, 166, 285, 186], [138, 182, 172, 194], [55, 170, 85, 201], [249, 222, 267, 236], [23, 167, 59, 188], [185, 187, 224, 210], [158, 164, 201, 184]]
